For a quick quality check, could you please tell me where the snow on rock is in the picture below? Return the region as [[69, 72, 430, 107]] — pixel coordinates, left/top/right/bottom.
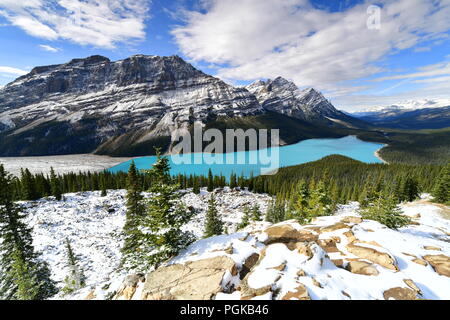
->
[[18, 189, 450, 300], [116, 199, 450, 301], [19, 188, 271, 299]]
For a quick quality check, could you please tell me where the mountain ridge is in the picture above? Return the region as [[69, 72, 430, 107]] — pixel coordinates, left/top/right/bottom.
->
[[0, 54, 365, 157]]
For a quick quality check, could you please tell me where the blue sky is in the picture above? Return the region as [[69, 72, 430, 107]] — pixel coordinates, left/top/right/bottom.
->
[[1, 0, 450, 111]]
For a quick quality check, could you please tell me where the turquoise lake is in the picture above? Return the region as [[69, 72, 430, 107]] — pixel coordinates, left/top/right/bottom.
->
[[108, 135, 384, 178]]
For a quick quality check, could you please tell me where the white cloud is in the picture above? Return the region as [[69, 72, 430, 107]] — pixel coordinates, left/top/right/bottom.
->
[[0, 66, 28, 76], [0, 0, 151, 48], [172, 0, 450, 108], [39, 44, 60, 52]]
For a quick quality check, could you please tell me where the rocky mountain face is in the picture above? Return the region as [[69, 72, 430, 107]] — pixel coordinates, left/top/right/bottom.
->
[[246, 77, 367, 128], [352, 106, 450, 130], [0, 55, 363, 157]]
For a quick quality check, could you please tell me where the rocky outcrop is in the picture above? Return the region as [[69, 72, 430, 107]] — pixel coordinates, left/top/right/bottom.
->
[[0, 55, 262, 156], [141, 256, 237, 300], [246, 77, 368, 128], [383, 287, 419, 300], [346, 243, 398, 271], [423, 255, 450, 277]]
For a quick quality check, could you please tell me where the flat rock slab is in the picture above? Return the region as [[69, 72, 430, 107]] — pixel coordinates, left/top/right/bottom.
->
[[423, 254, 450, 277], [142, 256, 237, 300], [346, 243, 398, 271], [263, 224, 318, 245]]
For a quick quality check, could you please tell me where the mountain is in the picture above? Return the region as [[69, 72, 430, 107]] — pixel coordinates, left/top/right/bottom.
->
[[352, 105, 450, 130], [0, 55, 364, 157], [246, 77, 370, 129]]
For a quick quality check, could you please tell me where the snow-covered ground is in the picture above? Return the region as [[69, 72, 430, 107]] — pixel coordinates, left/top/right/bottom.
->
[[19, 189, 450, 300], [0, 154, 133, 177], [20, 188, 271, 298]]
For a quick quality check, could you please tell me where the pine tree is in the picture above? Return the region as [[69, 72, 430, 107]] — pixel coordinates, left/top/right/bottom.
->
[[238, 205, 252, 229], [290, 181, 311, 224], [0, 165, 57, 300], [125, 151, 196, 271], [21, 169, 39, 201], [229, 173, 237, 189], [433, 163, 449, 204], [401, 176, 420, 202], [62, 238, 85, 295], [360, 193, 411, 229], [192, 176, 200, 194], [121, 161, 145, 267], [265, 199, 286, 223], [49, 167, 62, 201], [251, 204, 262, 221], [100, 177, 107, 197], [203, 195, 223, 238], [207, 169, 214, 192]]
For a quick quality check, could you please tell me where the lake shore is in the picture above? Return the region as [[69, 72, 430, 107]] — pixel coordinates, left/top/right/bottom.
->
[[374, 145, 389, 164], [0, 154, 135, 177]]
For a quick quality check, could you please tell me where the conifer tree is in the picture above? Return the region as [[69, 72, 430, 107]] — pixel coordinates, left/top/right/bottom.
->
[[401, 176, 420, 202], [125, 150, 195, 271], [203, 195, 223, 238], [229, 173, 237, 189], [50, 167, 62, 201], [265, 199, 286, 224], [433, 163, 449, 204], [238, 205, 252, 229], [251, 204, 262, 221], [121, 161, 145, 266], [62, 238, 85, 295], [207, 169, 214, 192], [192, 176, 200, 194], [21, 169, 39, 201], [360, 193, 411, 230], [0, 165, 57, 300]]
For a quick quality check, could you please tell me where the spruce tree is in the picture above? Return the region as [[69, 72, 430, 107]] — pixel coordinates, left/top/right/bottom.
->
[[62, 238, 85, 295], [0, 165, 57, 300], [121, 161, 145, 267], [251, 204, 262, 221], [203, 195, 223, 238], [401, 176, 420, 202], [207, 169, 214, 192], [192, 176, 200, 194], [21, 169, 39, 201], [265, 199, 286, 223], [50, 167, 62, 201], [433, 163, 449, 204], [360, 193, 411, 230], [238, 205, 252, 229], [125, 151, 195, 271]]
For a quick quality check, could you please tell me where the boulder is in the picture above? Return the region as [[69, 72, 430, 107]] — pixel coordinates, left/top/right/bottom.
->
[[141, 256, 238, 300], [345, 261, 379, 276], [383, 287, 419, 300], [319, 222, 350, 233], [281, 284, 310, 300], [423, 246, 442, 251], [240, 253, 260, 280], [263, 224, 318, 245], [341, 216, 363, 224], [403, 279, 421, 295], [412, 258, 428, 266], [346, 243, 398, 271], [293, 242, 314, 259], [114, 274, 145, 300], [317, 239, 342, 254], [423, 254, 450, 277]]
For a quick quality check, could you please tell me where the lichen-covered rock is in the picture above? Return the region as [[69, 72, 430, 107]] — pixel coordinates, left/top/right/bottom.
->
[[141, 256, 237, 300]]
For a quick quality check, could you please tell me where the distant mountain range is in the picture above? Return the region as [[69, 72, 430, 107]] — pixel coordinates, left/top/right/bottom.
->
[[0, 55, 367, 157], [351, 100, 450, 130]]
